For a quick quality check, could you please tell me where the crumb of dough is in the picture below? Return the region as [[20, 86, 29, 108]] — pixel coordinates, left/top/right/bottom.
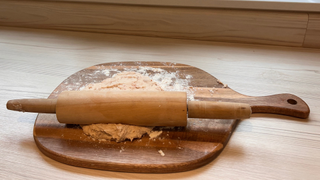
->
[[217, 79, 228, 88], [149, 131, 163, 139], [158, 150, 165, 156], [81, 71, 164, 142], [120, 146, 125, 153], [209, 87, 216, 94]]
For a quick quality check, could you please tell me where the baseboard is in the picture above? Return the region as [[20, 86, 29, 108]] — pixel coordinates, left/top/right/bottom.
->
[[0, 0, 319, 48]]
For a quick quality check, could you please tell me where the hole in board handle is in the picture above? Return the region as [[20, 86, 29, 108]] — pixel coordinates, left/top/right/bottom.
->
[[287, 99, 297, 105]]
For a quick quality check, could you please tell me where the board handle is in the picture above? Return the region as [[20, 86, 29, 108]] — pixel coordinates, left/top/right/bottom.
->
[[6, 99, 57, 113], [249, 93, 310, 119]]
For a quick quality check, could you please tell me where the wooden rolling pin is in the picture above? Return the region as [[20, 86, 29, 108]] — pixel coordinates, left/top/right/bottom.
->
[[6, 91, 251, 126]]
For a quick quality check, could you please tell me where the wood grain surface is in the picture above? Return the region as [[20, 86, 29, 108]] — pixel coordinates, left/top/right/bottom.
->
[[1, 26, 320, 179]]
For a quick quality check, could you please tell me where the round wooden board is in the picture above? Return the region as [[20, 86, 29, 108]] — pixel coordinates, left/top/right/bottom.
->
[[33, 61, 309, 173]]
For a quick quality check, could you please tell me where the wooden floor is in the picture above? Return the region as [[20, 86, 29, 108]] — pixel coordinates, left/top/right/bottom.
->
[[1, 26, 320, 179]]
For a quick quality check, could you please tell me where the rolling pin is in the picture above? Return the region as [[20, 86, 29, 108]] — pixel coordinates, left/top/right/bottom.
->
[[6, 91, 251, 126]]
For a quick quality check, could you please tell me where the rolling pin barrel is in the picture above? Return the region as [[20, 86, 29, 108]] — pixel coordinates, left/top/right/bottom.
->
[[6, 91, 252, 126], [56, 91, 188, 126]]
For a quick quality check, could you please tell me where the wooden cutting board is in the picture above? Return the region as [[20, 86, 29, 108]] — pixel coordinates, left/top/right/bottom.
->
[[33, 61, 309, 173]]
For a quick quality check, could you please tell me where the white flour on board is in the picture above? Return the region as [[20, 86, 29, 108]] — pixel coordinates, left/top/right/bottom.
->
[[78, 66, 195, 100], [120, 66, 194, 100]]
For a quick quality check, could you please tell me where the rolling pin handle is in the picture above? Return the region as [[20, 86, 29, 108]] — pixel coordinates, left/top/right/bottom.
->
[[6, 99, 57, 113], [188, 101, 252, 119]]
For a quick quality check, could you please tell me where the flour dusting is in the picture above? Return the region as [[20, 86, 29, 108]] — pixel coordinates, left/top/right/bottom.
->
[[120, 66, 194, 101]]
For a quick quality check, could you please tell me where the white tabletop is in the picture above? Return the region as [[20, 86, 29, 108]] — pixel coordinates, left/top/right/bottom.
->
[[1, 26, 320, 179]]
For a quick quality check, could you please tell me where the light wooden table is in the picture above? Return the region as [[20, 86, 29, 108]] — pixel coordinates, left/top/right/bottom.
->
[[1, 26, 320, 179]]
